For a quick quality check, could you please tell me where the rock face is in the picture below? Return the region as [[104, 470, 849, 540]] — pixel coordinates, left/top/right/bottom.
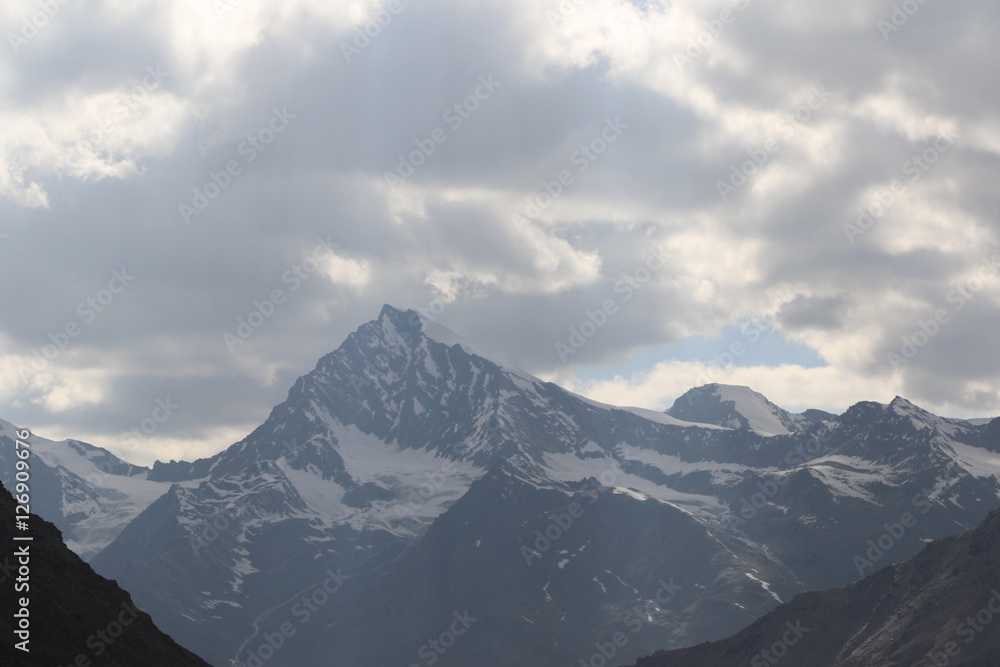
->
[[632, 507, 1000, 667], [2, 305, 999, 666], [0, 481, 211, 667]]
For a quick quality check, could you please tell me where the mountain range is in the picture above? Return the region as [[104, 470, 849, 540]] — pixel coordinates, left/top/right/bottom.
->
[[1, 304, 998, 666]]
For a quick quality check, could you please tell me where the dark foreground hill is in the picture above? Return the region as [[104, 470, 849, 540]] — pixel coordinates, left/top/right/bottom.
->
[[633, 505, 1000, 667], [0, 481, 210, 667]]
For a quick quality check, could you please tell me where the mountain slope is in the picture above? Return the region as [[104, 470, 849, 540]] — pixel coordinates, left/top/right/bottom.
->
[[0, 418, 190, 560], [632, 505, 1000, 667], [290, 467, 801, 666], [89, 307, 801, 665], [666, 384, 819, 435], [0, 481, 211, 667]]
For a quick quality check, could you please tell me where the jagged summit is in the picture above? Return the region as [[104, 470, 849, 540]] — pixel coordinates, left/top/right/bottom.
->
[[841, 394, 969, 439], [375, 303, 523, 375], [372, 303, 469, 347], [888, 394, 930, 417]]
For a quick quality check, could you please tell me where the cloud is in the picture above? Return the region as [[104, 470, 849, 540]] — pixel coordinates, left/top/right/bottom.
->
[[551, 359, 898, 417], [1, 0, 998, 463], [777, 293, 853, 331]]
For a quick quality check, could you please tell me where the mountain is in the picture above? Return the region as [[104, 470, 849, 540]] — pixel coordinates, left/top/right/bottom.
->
[[666, 384, 830, 435], [0, 418, 186, 560], [88, 305, 807, 665], [3, 304, 999, 666], [0, 480, 210, 666], [632, 505, 1000, 667], [291, 468, 803, 666]]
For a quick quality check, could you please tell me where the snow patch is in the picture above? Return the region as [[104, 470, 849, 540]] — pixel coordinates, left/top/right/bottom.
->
[[278, 421, 483, 537], [712, 385, 796, 436], [945, 442, 1000, 480], [744, 570, 782, 603], [8, 430, 200, 559], [613, 487, 648, 501], [543, 452, 727, 516]]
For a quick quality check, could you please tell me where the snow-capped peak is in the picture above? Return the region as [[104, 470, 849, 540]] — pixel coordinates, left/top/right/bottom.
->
[[373, 304, 483, 357], [711, 385, 798, 435], [889, 395, 927, 418], [666, 384, 811, 436], [886, 395, 957, 435]]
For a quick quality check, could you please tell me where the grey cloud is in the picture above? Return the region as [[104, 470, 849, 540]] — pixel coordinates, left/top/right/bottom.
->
[[777, 293, 853, 331], [2, 0, 999, 461]]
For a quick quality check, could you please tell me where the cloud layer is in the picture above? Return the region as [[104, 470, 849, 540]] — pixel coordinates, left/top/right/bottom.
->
[[1, 0, 998, 464]]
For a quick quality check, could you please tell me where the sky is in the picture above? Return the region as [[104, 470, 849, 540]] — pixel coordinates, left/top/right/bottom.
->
[[1, 0, 998, 466]]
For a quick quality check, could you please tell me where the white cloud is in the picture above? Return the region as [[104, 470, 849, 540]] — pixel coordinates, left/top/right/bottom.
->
[[324, 254, 370, 290]]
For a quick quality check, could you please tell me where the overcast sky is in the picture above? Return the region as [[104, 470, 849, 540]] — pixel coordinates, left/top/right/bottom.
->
[[2, 0, 998, 466]]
